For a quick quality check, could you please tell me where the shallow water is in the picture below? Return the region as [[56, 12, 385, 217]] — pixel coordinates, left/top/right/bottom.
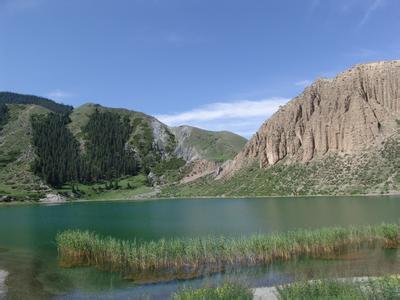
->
[[0, 196, 399, 299]]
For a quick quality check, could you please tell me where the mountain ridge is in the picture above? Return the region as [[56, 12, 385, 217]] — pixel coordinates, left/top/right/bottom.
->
[[218, 60, 400, 178], [0, 94, 245, 201], [161, 60, 400, 197]]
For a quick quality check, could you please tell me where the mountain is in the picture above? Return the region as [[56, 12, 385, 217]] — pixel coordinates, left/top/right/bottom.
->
[[171, 125, 247, 184], [172, 126, 246, 162], [69, 103, 177, 163], [0, 94, 245, 201], [220, 61, 400, 176], [163, 60, 400, 197]]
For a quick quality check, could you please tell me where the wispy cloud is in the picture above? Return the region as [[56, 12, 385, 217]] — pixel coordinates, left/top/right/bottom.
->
[[156, 98, 289, 138], [295, 80, 312, 87], [359, 0, 384, 27], [309, 0, 385, 29], [46, 89, 74, 101]]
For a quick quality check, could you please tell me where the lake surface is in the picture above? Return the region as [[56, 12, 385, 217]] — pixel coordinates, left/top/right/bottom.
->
[[0, 196, 400, 299]]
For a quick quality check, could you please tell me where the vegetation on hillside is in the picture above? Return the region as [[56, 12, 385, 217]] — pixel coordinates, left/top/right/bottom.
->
[[31, 113, 81, 187], [130, 118, 160, 173], [0, 92, 72, 114], [27, 105, 183, 197], [69, 103, 181, 179], [162, 132, 400, 197], [0, 104, 50, 201], [56, 174, 152, 200], [174, 126, 247, 162], [57, 223, 400, 282], [81, 109, 137, 182], [0, 103, 8, 131], [30, 109, 141, 187]]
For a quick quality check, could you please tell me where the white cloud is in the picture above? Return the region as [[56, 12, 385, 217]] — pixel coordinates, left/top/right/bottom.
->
[[359, 0, 384, 27], [295, 80, 312, 87], [46, 89, 74, 101], [156, 97, 289, 138]]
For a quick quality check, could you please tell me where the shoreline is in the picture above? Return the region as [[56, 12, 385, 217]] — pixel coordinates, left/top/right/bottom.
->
[[58, 190, 400, 204], [0, 270, 8, 298], [1, 191, 400, 206], [253, 277, 377, 300]]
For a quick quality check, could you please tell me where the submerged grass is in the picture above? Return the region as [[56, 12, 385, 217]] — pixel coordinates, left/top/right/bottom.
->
[[172, 282, 253, 300], [277, 275, 400, 299], [56, 223, 400, 282]]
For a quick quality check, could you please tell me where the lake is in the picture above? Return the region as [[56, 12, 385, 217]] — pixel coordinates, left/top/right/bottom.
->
[[0, 196, 399, 299]]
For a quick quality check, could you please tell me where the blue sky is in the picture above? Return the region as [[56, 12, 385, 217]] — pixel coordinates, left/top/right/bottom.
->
[[1, 0, 399, 137]]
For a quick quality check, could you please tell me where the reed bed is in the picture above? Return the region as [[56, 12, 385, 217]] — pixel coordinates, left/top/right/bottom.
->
[[172, 282, 253, 300], [277, 275, 400, 299], [56, 223, 400, 282]]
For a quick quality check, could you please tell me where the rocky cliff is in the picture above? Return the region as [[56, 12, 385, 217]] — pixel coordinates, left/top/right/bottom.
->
[[219, 60, 400, 178]]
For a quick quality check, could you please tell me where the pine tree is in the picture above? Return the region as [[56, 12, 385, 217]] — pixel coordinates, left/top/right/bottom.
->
[[81, 109, 137, 182], [31, 113, 80, 187]]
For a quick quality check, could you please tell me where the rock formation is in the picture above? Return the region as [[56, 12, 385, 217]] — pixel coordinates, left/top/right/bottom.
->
[[219, 60, 400, 178]]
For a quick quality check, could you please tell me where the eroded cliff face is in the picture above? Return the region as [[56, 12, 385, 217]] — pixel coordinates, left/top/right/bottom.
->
[[219, 60, 400, 178], [171, 126, 202, 162]]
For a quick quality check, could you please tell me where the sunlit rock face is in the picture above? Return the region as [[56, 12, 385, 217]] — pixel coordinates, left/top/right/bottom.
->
[[219, 60, 400, 178]]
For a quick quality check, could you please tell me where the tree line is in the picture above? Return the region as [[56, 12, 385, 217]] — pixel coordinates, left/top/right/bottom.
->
[[31, 109, 138, 187], [31, 113, 80, 186], [0, 92, 72, 114], [80, 109, 137, 182]]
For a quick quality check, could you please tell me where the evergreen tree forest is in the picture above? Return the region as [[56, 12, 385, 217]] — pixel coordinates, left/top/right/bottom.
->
[[31, 109, 138, 187], [81, 109, 137, 182], [0, 103, 8, 131], [31, 113, 80, 187]]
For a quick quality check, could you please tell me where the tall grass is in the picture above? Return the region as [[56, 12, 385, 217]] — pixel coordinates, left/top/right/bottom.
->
[[172, 282, 253, 300], [56, 223, 400, 282], [277, 275, 400, 299]]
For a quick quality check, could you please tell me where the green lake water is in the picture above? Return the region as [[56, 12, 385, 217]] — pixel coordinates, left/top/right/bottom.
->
[[0, 196, 399, 299]]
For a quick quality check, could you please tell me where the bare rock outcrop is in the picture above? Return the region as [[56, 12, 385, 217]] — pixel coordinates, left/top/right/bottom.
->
[[219, 60, 400, 178], [180, 159, 222, 184], [171, 126, 202, 162], [39, 193, 66, 203]]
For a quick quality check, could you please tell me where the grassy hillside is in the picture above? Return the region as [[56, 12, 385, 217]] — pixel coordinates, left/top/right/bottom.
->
[[70, 103, 175, 156], [172, 125, 247, 162], [56, 174, 153, 200], [69, 103, 149, 136], [0, 104, 50, 200], [161, 131, 400, 197]]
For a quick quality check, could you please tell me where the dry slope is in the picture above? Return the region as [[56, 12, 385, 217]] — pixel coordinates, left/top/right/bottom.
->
[[219, 60, 400, 178]]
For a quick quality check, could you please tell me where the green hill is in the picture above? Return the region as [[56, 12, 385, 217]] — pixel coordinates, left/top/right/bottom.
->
[[0, 94, 247, 201], [172, 125, 247, 162], [0, 104, 50, 200]]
